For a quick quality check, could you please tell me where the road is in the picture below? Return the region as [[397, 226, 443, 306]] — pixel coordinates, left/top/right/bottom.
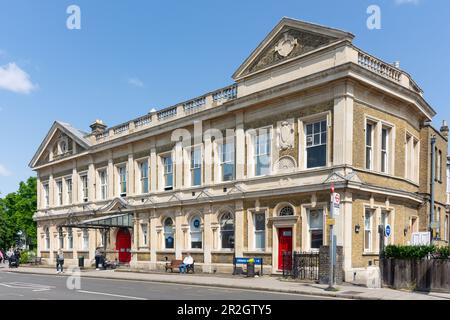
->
[[0, 268, 337, 300]]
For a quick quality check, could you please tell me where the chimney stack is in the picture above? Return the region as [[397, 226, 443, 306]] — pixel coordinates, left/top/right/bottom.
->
[[90, 119, 107, 135], [440, 120, 449, 139]]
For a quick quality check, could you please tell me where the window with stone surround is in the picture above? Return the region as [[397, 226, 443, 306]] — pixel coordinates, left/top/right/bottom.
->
[[99, 169, 108, 200], [308, 208, 324, 250], [220, 212, 234, 249], [162, 155, 173, 191], [254, 128, 272, 176], [365, 122, 374, 170], [305, 120, 327, 169], [164, 218, 174, 249], [190, 216, 202, 249], [117, 164, 127, 197], [141, 223, 148, 246], [254, 212, 265, 250], [43, 182, 49, 208], [65, 177, 72, 205], [190, 147, 202, 187], [364, 208, 374, 252], [139, 160, 149, 194], [80, 173, 88, 202], [56, 180, 63, 206], [218, 138, 235, 182]]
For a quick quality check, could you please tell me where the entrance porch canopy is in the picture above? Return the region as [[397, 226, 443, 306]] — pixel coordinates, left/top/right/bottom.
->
[[60, 213, 134, 230]]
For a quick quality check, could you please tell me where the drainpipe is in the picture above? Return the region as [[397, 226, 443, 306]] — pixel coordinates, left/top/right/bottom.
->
[[430, 135, 436, 244]]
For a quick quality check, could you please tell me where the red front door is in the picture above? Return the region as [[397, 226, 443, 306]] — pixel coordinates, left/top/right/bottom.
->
[[116, 228, 131, 263], [278, 228, 293, 270]]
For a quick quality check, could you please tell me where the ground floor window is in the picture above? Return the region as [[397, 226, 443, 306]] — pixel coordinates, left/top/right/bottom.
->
[[141, 224, 148, 246], [364, 208, 374, 252], [254, 213, 265, 250], [308, 209, 323, 250], [190, 216, 202, 249], [67, 228, 73, 249], [220, 212, 234, 249], [45, 227, 50, 250], [164, 218, 174, 249], [58, 228, 64, 249], [82, 230, 89, 250]]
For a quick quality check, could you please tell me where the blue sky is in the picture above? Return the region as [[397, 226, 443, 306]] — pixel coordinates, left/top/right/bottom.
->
[[0, 0, 449, 195]]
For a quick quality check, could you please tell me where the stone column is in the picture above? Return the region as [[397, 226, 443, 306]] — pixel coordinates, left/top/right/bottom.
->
[[342, 191, 353, 281], [175, 142, 183, 189], [131, 214, 139, 267], [107, 152, 114, 199], [149, 209, 157, 269], [175, 207, 183, 259], [203, 205, 213, 272], [150, 144, 157, 192], [333, 82, 354, 166], [128, 150, 135, 196], [88, 160, 95, 202], [235, 111, 245, 180], [48, 173, 54, 208], [235, 199, 244, 257], [72, 161, 78, 204], [203, 120, 213, 185]]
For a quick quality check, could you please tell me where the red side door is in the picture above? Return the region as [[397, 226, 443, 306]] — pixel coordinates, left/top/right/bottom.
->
[[278, 228, 293, 270], [116, 228, 131, 263]]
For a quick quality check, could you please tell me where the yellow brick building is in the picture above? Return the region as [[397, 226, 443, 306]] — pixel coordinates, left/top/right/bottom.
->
[[30, 18, 449, 283]]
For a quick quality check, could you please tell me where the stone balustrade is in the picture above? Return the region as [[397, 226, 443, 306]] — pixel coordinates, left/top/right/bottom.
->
[[93, 84, 239, 143]]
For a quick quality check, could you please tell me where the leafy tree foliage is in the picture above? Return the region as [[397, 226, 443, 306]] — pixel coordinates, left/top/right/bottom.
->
[[0, 177, 37, 250]]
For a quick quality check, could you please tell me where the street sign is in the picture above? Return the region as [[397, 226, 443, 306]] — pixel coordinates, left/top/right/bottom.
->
[[430, 222, 439, 229], [326, 218, 336, 225], [385, 224, 391, 237], [331, 192, 340, 216]]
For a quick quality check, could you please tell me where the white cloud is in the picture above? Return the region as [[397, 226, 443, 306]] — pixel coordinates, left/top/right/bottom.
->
[[127, 77, 144, 88], [0, 164, 12, 177], [395, 0, 420, 5], [0, 62, 37, 94]]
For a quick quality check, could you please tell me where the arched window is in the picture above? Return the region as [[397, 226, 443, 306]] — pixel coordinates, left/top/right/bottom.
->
[[220, 212, 234, 249], [164, 218, 174, 249], [82, 229, 89, 250], [279, 206, 294, 216], [45, 227, 50, 250], [190, 216, 202, 249], [67, 227, 73, 249]]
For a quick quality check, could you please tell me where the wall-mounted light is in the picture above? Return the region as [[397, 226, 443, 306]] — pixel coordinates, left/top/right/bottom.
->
[[355, 224, 361, 234]]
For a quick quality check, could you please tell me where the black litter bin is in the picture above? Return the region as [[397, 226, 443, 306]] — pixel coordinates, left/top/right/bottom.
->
[[78, 256, 84, 268], [247, 260, 255, 277]]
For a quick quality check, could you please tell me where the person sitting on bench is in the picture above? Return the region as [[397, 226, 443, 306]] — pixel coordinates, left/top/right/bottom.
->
[[179, 253, 193, 274]]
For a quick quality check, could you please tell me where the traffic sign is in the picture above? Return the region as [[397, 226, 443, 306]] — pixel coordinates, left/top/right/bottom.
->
[[326, 218, 336, 225], [385, 224, 391, 237], [331, 192, 340, 216]]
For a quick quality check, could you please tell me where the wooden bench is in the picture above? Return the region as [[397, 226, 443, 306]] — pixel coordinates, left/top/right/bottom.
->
[[165, 259, 195, 273], [27, 256, 42, 265]]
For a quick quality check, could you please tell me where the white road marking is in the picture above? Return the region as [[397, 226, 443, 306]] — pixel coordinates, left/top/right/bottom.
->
[[0, 282, 54, 292], [77, 290, 146, 300]]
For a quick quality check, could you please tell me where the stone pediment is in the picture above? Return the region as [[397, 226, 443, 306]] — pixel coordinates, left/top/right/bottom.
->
[[323, 171, 362, 184], [196, 189, 213, 201], [233, 17, 354, 81], [168, 192, 183, 203], [227, 183, 247, 196], [98, 197, 131, 214], [30, 121, 91, 168]]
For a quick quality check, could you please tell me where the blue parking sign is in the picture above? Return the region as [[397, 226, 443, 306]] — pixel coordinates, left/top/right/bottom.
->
[[385, 224, 391, 237]]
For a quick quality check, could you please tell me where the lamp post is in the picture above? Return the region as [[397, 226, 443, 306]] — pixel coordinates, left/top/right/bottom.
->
[[325, 183, 336, 291]]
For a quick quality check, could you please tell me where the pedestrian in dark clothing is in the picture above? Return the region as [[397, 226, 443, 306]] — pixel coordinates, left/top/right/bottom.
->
[[56, 249, 64, 273]]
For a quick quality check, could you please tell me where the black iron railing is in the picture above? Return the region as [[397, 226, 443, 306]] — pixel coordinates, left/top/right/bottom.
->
[[282, 251, 319, 281]]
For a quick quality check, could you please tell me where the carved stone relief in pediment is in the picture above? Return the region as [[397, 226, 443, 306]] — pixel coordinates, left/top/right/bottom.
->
[[243, 28, 336, 76]]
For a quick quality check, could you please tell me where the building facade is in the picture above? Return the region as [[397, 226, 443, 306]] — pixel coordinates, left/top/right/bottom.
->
[[30, 18, 448, 282]]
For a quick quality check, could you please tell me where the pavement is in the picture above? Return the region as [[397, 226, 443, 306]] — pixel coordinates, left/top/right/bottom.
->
[[2, 263, 450, 300]]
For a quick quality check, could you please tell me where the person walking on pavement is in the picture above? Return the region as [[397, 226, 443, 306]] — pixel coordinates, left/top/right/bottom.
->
[[0, 249, 4, 264], [56, 249, 64, 273], [95, 248, 102, 270]]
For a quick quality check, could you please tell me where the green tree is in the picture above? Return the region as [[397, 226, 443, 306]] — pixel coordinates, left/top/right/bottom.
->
[[0, 177, 37, 250]]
